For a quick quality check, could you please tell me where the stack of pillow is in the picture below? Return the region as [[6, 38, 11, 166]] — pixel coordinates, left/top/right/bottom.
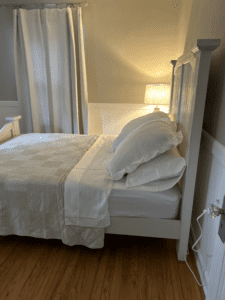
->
[[106, 111, 186, 192]]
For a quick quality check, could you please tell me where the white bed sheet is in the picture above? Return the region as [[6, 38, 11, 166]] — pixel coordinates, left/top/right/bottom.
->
[[108, 177, 181, 220]]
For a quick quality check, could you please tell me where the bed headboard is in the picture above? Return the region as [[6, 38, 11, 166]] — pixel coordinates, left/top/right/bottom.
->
[[170, 39, 220, 230]]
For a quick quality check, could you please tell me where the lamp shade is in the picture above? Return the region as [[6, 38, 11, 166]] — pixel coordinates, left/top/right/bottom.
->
[[144, 84, 170, 105]]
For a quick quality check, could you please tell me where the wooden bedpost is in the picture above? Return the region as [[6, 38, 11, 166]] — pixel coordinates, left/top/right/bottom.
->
[[5, 116, 21, 137], [175, 39, 220, 261]]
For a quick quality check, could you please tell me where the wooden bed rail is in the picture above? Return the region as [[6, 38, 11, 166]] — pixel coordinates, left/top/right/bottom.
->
[[0, 115, 21, 144]]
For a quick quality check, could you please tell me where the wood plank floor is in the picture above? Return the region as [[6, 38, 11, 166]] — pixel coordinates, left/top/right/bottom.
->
[[0, 234, 205, 300]]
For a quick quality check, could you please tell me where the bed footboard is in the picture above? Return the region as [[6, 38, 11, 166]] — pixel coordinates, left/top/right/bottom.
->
[[0, 115, 21, 144]]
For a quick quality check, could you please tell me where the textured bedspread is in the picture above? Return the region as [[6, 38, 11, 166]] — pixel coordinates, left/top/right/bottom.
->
[[65, 135, 116, 227], [0, 133, 114, 248]]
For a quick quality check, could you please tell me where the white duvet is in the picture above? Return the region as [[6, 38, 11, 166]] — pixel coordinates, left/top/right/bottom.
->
[[0, 133, 116, 248], [64, 134, 115, 228]]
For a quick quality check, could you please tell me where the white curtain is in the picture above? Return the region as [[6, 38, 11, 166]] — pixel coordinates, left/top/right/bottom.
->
[[13, 5, 88, 134]]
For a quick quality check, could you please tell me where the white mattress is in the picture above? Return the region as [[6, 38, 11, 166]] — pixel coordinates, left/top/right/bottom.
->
[[108, 177, 181, 220]]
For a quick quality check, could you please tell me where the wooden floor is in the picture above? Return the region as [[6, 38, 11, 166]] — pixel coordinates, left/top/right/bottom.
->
[[0, 234, 204, 300]]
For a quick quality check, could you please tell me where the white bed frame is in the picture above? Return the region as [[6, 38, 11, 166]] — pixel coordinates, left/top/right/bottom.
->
[[0, 39, 220, 261]]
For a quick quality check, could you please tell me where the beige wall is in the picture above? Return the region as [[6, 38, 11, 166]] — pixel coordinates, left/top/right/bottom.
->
[[0, 0, 182, 105], [177, 0, 193, 56], [184, 0, 225, 147]]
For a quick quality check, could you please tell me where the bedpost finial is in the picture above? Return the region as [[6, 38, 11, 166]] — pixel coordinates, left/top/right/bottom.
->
[[5, 116, 21, 123], [171, 60, 177, 66], [193, 39, 221, 53]]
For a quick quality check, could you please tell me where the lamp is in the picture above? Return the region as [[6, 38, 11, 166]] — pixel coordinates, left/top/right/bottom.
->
[[144, 84, 170, 112]]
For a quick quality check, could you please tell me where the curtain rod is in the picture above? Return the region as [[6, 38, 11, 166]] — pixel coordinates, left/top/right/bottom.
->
[[0, 1, 89, 8]]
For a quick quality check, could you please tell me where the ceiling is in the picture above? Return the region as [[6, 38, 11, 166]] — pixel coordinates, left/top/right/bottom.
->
[[85, 0, 185, 83]]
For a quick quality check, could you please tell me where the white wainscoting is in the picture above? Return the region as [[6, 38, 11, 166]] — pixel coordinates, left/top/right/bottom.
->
[[88, 103, 169, 135], [190, 129, 225, 300], [0, 102, 162, 134], [0, 101, 19, 129]]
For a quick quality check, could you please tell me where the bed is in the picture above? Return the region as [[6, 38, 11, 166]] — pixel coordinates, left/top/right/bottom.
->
[[0, 39, 220, 261]]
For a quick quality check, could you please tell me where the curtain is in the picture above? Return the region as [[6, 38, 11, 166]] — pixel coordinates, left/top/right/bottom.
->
[[13, 6, 88, 134]]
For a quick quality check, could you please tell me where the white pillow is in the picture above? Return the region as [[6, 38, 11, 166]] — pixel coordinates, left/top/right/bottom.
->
[[126, 146, 186, 188], [107, 119, 183, 180], [112, 111, 171, 151]]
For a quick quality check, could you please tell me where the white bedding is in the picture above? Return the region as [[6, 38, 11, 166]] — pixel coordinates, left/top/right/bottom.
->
[[0, 133, 114, 248], [64, 133, 182, 222], [0, 133, 181, 249], [64, 134, 115, 227]]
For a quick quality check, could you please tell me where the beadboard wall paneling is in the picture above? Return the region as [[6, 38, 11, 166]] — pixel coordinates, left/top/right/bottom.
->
[[88, 103, 169, 135], [0, 102, 166, 135], [88, 103, 152, 135], [190, 129, 225, 300], [0, 101, 19, 129]]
